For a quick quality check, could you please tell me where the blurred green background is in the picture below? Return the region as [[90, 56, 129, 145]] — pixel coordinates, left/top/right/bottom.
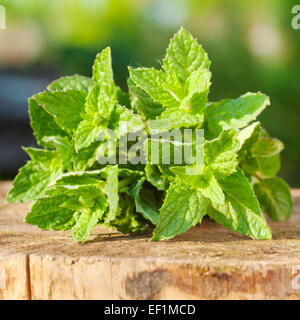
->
[[0, 0, 299, 186]]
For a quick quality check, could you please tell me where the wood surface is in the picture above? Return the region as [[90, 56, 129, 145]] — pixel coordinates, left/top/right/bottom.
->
[[0, 181, 300, 300]]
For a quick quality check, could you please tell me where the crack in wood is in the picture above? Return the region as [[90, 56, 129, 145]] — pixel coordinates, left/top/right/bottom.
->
[[25, 255, 32, 300]]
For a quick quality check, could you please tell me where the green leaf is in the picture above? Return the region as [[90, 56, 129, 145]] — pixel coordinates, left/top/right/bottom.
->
[[116, 104, 146, 135], [29, 98, 67, 148], [129, 29, 211, 114], [23, 147, 56, 162], [131, 178, 160, 225], [129, 67, 179, 108], [237, 122, 261, 161], [238, 122, 260, 149], [169, 167, 224, 204], [181, 69, 211, 113], [74, 83, 115, 151], [92, 47, 115, 89], [73, 143, 99, 171], [128, 78, 165, 119], [47, 171, 105, 198], [34, 90, 87, 135], [152, 180, 209, 241], [163, 27, 210, 83], [47, 75, 91, 92], [103, 165, 119, 223], [75, 120, 103, 152], [204, 130, 239, 178], [210, 168, 271, 239], [25, 195, 75, 231], [240, 154, 281, 178], [25, 172, 108, 242], [72, 198, 106, 242], [219, 168, 261, 214], [83, 83, 107, 118], [43, 136, 73, 171], [208, 196, 272, 240], [251, 137, 284, 158], [6, 149, 63, 203], [145, 164, 166, 191], [149, 110, 204, 130], [199, 173, 225, 205], [107, 193, 152, 235], [74, 81, 145, 154], [206, 93, 270, 135], [257, 155, 281, 177], [238, 125, 283, 178], [254, 177, 293, 222]]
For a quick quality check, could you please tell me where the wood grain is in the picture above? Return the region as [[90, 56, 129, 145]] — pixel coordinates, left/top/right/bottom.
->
[[0, 181, 300, 300]]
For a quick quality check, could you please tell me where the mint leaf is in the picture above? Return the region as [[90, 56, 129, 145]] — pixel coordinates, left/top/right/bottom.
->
[[206, 168, 272, 240], [129, 28, 211, 115], [241, 154, 281, 179], [204, 129, 239, 178], [47, 171, 105, 198], [72, 199, 106, 242], [25, 195, 75, 230], [206, 93, 270, 135], [254, 177, 293, 222], [129, 67, 210, 114], [153, 180, 209, 241], [32, 171, 108, 242], [74, 83, 112, 151], [182, 69, 211, 113], [48, 75, 91, 92], [200, 173, 225, 205], [128, 78, 165, 119], [107, 193, 152, 235], [219, 168, 261, 214], [129, 67, 179, 108], [93, 47, 115, 89], [145, 164, 166, 191], [149, 110, 204, 130], [131, 177, 160, 225], [6, 148, 63, 203], [75, 80, 145, 156], [237, 121, 261, 161], [92, 47, 130, 107], [75, 120, 104, 152], [208, 196, 272, 240], [73, 143, 99, 171], [239, 126, 283, 179], [103, 165, 119, 223], [116, 104, 145, 134], [34, 90, 87, 135], [251, 137, 284, 158], [163, 27, 210, 83], [256, 155, 281, 177], [29, 98, 67, 148], [43, 136, 73, 171]]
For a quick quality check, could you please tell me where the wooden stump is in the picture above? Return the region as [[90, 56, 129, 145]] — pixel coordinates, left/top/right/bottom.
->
[[0, 181, 300, 300]]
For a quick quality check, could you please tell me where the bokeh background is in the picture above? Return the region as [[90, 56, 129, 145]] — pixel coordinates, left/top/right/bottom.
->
[[0, 0, 299, 186]]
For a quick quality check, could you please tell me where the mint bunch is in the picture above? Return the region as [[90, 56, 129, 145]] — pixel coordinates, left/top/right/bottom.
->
[[6, 28, 293, 242]]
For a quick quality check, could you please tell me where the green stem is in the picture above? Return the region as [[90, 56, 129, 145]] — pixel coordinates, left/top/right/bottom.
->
[[118, 177, 135, 189]]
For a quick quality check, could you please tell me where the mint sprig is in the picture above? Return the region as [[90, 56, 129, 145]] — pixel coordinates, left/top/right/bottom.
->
[[6, 27, 293, 242]]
